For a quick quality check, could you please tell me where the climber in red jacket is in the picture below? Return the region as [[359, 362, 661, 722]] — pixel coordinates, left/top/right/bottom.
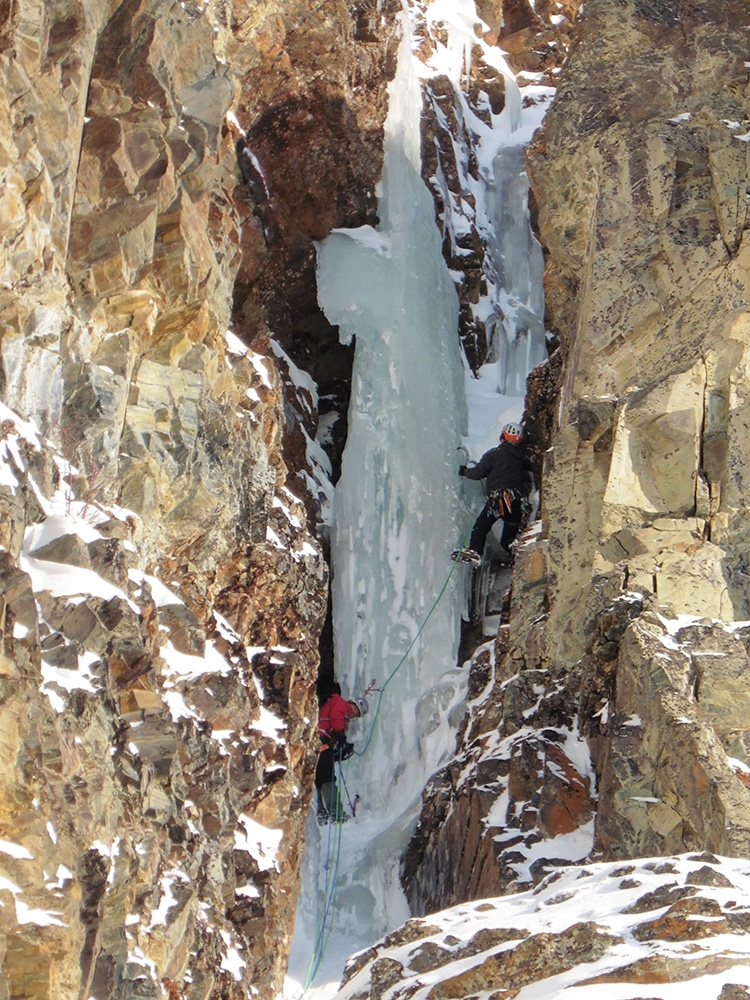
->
[[315, 683, 368, 825], [319, 688, 362, 738]]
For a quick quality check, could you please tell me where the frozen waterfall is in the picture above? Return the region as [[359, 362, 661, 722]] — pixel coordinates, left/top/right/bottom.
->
[[285, 2, 551, 996]]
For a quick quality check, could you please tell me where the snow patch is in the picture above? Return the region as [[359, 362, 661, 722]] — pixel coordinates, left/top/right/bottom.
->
[[160, 640, 231, 680], [234, 815, 283, 871], [0, 840, 34, 860]]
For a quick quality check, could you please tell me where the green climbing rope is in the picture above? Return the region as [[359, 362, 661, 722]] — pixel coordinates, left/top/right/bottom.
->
[[302, 754, 348, 990], [302, 524, 474, 992], [356, 525, 473, 757]]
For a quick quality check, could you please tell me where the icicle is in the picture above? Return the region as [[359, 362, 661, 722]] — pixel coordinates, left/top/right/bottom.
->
[[424, 0, 478, 87]]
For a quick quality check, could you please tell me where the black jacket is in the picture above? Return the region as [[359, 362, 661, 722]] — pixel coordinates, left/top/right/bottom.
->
[[463, 441, 530, 495]]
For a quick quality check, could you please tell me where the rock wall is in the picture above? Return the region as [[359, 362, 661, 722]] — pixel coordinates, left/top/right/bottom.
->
[[405, 0, 750, 916], [525, 0, 750, 856], [7, 0, 750, 992], [417, 0, 578, 370], [0, 1, 400, 997]]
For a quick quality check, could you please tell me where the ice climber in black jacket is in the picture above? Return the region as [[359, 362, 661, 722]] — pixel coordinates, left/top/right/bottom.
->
[[455, 422, 532, 566]]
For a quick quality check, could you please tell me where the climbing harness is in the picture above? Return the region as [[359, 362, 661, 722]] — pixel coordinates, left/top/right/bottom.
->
[[486, 488, 533, 532]]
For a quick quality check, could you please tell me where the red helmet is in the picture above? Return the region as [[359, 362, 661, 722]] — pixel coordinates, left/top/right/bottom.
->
[[501, 422, 523, 445]]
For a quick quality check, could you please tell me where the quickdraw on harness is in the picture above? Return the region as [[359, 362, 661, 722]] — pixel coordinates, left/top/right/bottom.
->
[[487, 488, 532, 531], [317, 728, 355, 767]]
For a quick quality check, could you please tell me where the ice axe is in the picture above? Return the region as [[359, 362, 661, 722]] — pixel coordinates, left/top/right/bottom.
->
[[456, 446, 486, 514]]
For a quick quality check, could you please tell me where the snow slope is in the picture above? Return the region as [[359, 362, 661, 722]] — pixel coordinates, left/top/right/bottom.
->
[[338, 853, 750, 1000]]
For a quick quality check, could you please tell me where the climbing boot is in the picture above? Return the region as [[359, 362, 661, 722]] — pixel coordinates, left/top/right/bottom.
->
[[452, 548, 482, 566], [497, 546, 514, 567]]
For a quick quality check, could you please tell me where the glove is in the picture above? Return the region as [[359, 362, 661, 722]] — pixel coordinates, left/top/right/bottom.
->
[[458, 465, 467, 476]]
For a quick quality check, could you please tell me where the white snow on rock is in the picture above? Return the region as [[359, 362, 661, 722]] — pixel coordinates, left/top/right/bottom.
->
[[249, 351, 273, 389], [40, 659, 97, 697], [162, 690, 201, 723], [15, 899, 66, 927], [294, 540, 319, 561], [273, 496, 302, 529], [27, 512, 102, 548], [0, 401, 42, 444], [90, 839, 116, 858], [271, 340, 319, 404], [235, 882, 261, 899], [127, 946, 159, 981], [657, 611, 704, 635], [23, 557, 128, 611], [336, 854, 750, 1000], [0, 840, 34, 860], [234, 814, 283, 871], [266, 525, 286, 550], [219, 929, 247, 980], [46, 864, 73, 891], [160, 640, 231, 680], [128, 569, 184, 608], [145, 870, 186, 931], [225, 329, 249, 358], [251, 706, 287, 742], [496, 818, 595, 883], [214, 612, 241, 642], [15, 491, 141, 643], [622, 714, 642, 728], [0, 875, 21, 894]]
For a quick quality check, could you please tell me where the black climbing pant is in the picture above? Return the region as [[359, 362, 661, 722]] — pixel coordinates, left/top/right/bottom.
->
[[315, 746, 346, 824], [468, 490, 524, 556]]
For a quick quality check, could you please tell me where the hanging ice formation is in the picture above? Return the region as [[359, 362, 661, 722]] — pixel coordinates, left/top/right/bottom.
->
[[287, 0, 552, 993], [315, 0, 468, 929], [419, 0, 549, 461]]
